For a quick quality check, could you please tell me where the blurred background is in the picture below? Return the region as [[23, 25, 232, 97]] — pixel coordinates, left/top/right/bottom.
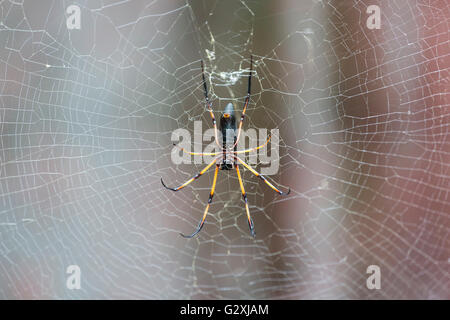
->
[[0, 0, 448, 299]]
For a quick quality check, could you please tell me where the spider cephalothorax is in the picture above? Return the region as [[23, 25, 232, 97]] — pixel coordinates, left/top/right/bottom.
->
[[161, 56, 290, 238]]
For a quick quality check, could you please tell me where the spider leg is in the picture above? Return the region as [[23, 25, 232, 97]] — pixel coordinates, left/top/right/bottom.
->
[[161, 156, 219, 191], [231, 55, 252, 149], [233, 156, 290, 196], [201, 60, 223, 149], [173, 143, 220, 156], [180, 164, 219, 238], [235, 164, 255, 237], [234, 134, 271, 154]]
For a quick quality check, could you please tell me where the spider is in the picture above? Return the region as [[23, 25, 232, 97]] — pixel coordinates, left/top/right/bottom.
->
[[161, 56, 290, 238]]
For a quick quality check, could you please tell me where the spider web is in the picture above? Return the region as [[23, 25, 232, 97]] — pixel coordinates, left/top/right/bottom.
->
[[0, 0, 449, 299]]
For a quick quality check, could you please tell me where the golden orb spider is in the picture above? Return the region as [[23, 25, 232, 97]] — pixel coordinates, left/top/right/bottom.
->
[[161, 56, 290, 238]]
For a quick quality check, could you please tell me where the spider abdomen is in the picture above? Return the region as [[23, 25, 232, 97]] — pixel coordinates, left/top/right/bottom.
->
[[219, 102, 237, 170]]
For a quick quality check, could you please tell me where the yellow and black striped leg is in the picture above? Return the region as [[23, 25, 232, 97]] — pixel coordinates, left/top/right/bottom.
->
[[161, 157, 219, 191], [236, 164, 255, 238], [180, 164, 219, 238], [234, 134, 271, 154], [234, 156, 290, 196]]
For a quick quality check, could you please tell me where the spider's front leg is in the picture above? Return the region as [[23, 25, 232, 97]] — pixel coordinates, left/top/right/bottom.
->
[[201, 60, 222, 149], [232, 55, 253, 149]]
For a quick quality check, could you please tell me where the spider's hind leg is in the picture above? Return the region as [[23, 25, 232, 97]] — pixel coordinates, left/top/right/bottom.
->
[[235, 164, 255, 238], [180, 164, 219, 238]]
